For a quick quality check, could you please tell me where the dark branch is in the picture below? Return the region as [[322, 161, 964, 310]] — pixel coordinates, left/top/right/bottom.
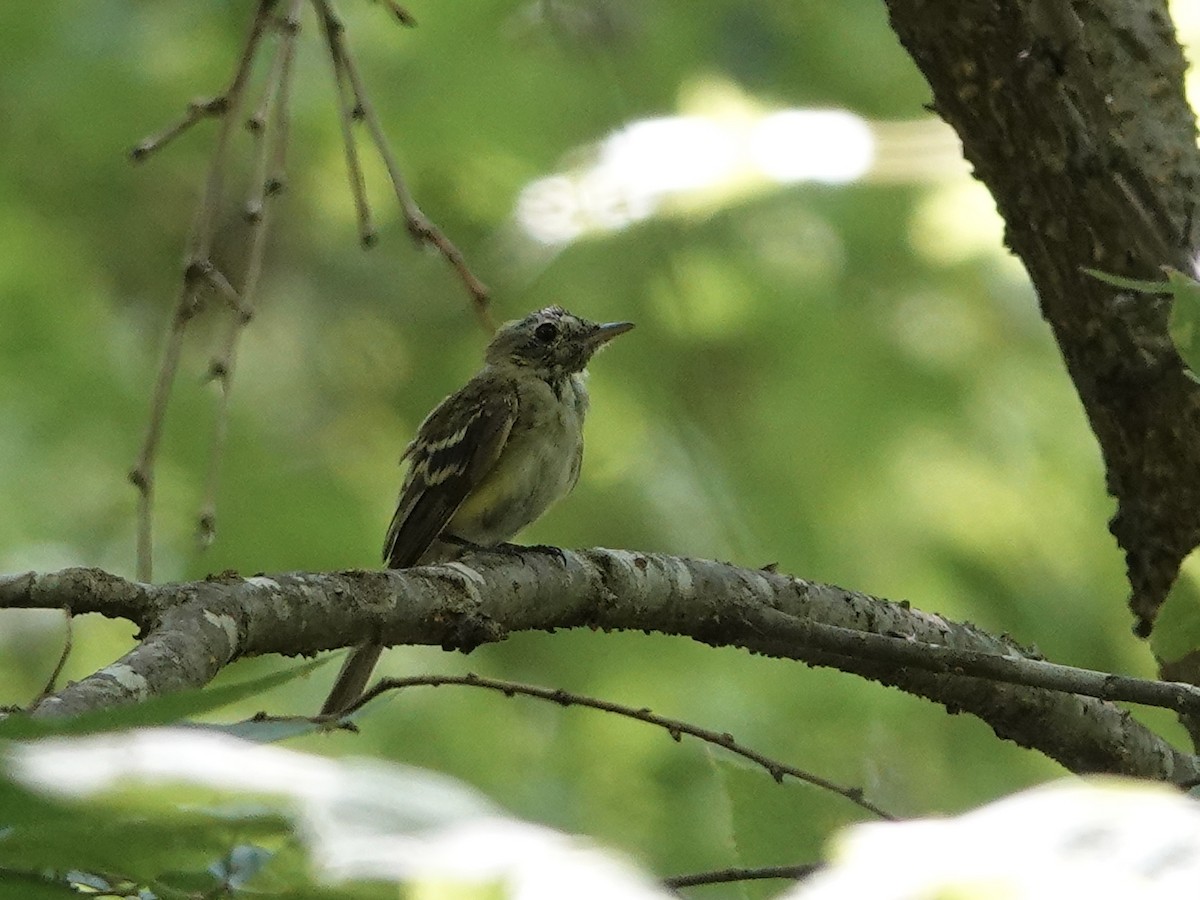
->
[[350, 672, 894, 819], [664, 863, 818, 889], [884, 0, 1200, 634], [2, 552, 1196, 782]]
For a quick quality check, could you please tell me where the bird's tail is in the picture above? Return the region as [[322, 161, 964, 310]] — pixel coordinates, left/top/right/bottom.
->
[[320, 641, 384, 716]]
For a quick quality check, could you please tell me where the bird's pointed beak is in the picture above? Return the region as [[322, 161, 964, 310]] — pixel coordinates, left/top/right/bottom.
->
[[587, 320, 635, 349]]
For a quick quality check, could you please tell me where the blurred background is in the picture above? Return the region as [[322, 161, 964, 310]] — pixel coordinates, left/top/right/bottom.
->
[[1, 0, 1197, 891]]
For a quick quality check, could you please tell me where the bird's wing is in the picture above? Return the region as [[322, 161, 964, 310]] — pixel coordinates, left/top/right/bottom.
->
[[382, 375, 518, 568]]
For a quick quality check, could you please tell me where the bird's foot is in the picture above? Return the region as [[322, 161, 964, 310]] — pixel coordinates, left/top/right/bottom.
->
[[440, 534, 485, 552], [492, 541, 568, 564], [442, 534, 567, 564]]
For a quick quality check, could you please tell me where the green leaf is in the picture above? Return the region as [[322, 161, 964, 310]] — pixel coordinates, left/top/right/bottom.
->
[[0, 868, 85, 898], [1083, 266, 1200, 375], [0, 786, 290, 881], [0, 658, 329, 741], [0, 724, 506, 894], [1151, 549, 1200, 667], [199, 715, 328, 744], [1080, 268, 1173, 294], [0, 744, 293, 895], [1164, 268, 1200, 375]]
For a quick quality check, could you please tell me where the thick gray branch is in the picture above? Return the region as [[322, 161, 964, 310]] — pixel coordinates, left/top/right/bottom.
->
[[884, 0, 1200, 633], [2, 554, 1196, 783]]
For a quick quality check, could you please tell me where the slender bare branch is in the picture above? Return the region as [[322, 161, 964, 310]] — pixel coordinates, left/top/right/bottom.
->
[[265, 7, 299, 195], [129, 316, 186, 583], [374, 0, 417, 27], [128, 0, 278, 162], [200, 0, 304, 548], [314, 0, 493, 331], [664, 864, 818, 889], [350, 673, 893, 820], [198, 262, 251, 321], [129, 0, 278, 581], [129, 96, 230, 163], [316, 0, 378, 248], [187, 1, 279, 258], [30, 611, 74, 705], [132, 0, 496, 567], [746, 610, 1200, 716]]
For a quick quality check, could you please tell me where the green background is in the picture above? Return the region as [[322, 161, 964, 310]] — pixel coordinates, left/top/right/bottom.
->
[[2, 1, 1197, 893]]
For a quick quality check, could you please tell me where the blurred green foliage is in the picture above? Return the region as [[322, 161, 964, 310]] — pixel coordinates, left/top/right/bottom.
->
[[1, 0, 1194, 894]]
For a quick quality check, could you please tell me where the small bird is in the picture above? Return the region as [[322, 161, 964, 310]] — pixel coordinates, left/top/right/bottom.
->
[[321, 305, 634, 715]]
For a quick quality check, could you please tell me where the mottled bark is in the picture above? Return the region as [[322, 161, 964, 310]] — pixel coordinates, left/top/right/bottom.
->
[[2, 555, 1196, 782], [885, 0, 1200, 634]]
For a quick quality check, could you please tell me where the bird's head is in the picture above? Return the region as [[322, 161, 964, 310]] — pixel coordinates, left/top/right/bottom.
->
[[485, 306, 634, 378]]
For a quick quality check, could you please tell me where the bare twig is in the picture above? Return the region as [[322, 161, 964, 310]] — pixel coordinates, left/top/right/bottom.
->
[[30, 610, 75, 706], [348, 672, 894, 820], [664, 864, 818, 889], [316, 1, 378, 248], [374, 0, 417, 27], [313, 0, 493, 331], [265, 9, 299, 195], [200, 0, 304, 548], [129, 0, 278, 582], [129, 96, 230, 163], [133, 0, 494, 568], [186, 1, 278, 259], [748, 607, 1200, 717], [129, 310, 186, 583], [199, 261, 252, 321]]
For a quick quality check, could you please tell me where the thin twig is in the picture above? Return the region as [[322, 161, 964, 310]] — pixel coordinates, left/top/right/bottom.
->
[[374, 0, 417, 27], [129, 316, 185, 583], [30, 610, 75, 706], [188, 1, 279, 250], [266, 7, 299, 194], [200, 261, 252, 321], [348, 673, 894, 820], [129, 96, 231, 163], [314, 0, 493, 331], [129, 0, 278, 582], [316, 0, 378, 248], [128, 0, 278, 162], [748, 605, 1200, 717], [200, 0, 304, 548], [664, 863, 819, 889]]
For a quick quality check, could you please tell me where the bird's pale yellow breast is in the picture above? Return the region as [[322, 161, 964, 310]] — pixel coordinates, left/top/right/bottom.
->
[[449, 373, 588, 544]]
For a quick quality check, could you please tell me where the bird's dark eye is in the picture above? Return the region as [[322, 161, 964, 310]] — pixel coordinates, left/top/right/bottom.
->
[[534, 322, 558, 342]]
